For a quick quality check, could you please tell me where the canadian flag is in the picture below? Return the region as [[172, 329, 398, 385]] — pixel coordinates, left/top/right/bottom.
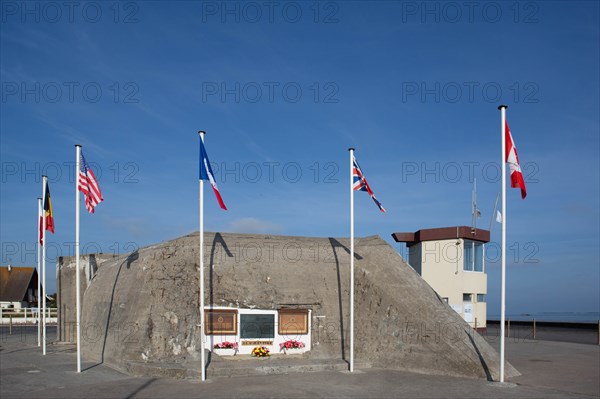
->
[[505, 121, 527, 199]]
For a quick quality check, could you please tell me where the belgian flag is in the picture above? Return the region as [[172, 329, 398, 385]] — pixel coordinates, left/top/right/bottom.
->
[[39, 182, 54, 245]]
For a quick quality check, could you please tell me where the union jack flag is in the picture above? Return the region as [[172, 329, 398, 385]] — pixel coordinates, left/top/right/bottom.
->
[[79, 151, 103, 213], [352, 155, 385, 212]]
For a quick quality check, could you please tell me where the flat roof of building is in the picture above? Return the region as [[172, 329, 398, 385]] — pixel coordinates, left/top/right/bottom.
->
[[391, 226, 490, 247]]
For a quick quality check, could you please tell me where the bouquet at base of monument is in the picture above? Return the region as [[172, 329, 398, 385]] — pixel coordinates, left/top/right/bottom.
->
[[251, 346, 270, 357], [280, 340, 305, 350], [213, 341, 239, 350]]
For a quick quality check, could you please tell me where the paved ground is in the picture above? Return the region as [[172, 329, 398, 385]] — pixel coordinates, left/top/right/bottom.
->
[[1, 327, 598, 399], [485, 322, 599, 345], [485, 337, 599, 398]]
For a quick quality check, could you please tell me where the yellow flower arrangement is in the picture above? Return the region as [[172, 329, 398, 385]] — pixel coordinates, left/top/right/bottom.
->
[[251, 346, 270, 357]]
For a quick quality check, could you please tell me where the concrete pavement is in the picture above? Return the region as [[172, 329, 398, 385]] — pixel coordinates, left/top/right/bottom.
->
[[485, 337, 599, 397], [1, 328, 598, 399]]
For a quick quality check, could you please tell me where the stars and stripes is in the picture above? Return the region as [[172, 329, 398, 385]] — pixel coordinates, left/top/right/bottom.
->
[[504, 121, 527, 199], [78, 151, 103, 213], [200, 139, 227, 210], [352, 155, 385, 212]]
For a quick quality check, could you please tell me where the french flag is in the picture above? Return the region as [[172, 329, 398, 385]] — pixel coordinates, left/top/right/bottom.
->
[[199, 139, 227, 210], [504, 121, 527, 199]]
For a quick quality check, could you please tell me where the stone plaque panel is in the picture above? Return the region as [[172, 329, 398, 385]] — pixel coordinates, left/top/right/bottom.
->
[[278, 309, 309, 335], [205, 309, 238, 335]]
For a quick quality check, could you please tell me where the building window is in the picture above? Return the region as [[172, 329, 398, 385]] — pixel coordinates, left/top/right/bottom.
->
[[463, 240, 484, 272], [463, 293, 472, 302], [477, 294, 486, 303]]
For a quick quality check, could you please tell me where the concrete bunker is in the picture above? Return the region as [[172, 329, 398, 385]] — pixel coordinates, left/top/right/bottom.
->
[[57, 232, 518, 380]]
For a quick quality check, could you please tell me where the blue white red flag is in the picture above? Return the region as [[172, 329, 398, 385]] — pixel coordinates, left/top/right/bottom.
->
[[199, 139, 227, 210], [352, 155, 385, 212]]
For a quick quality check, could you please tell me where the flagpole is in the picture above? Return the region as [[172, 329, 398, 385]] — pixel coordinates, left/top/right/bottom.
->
[[348, 147, 355, 373], [199, 131, 206, 382], [489, 192, 500, 232], [37, 197, 42, 347], [42, 176, 48, 355], [499, 104, 508, 382], [75, 144, 82, 373], [472, 178, 477, 229]]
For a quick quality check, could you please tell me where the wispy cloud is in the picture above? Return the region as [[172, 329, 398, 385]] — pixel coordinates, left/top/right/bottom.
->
[[228, 217, 282, 234], [103, 216, 154, 239]]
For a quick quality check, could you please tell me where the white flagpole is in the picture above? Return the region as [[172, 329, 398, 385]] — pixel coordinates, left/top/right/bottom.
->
[[199, 131, 206, 382], [75, 144, 82, 373], [37, 197, 42, 346], [499, 104, 508, 382], [42, 176, 48, 355], [348, 147, 355, 373], [489, 192, 500, 232]]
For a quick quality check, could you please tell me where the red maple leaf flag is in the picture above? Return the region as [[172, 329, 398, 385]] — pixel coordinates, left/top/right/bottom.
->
[[504, 121, 527, 199]]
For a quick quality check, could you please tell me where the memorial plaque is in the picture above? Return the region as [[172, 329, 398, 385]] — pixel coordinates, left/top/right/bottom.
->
[[242, 340, 273, 346], [278, 309, 309, 335], [240, 314, 275, 339], [205, 309, 237, 335]]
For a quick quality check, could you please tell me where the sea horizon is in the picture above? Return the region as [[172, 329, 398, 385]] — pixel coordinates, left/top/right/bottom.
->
[[487, 311, 600, 323]]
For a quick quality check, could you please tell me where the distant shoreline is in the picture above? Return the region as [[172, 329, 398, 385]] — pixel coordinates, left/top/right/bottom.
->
[[487, 319, 598, 329], [487, 313, 600, 324]]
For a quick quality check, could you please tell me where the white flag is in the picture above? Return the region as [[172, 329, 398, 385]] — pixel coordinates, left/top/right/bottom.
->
[[496, 210, 503, 223]]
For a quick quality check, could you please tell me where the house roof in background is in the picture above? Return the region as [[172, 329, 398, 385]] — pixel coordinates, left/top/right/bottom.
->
[[0, 266, 37, 302]]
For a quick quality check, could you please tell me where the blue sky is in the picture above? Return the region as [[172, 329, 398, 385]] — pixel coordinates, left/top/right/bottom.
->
[[1, 1, 598, 316]]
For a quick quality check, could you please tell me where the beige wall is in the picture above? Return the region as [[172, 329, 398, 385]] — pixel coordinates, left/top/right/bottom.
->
[[412, 238, 487, 328]]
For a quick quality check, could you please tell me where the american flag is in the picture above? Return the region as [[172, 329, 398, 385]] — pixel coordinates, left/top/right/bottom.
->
[[79, 151, 103, 213], [352, 155, 385, 212]]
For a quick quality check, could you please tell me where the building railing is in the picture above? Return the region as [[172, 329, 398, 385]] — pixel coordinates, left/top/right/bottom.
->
[[0, 307, 58, 324]]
